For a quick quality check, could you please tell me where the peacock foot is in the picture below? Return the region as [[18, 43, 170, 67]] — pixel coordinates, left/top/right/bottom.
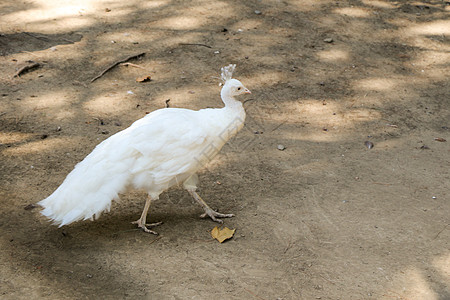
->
[[132, 220, 163, 235], [200, 208, 234, 223]]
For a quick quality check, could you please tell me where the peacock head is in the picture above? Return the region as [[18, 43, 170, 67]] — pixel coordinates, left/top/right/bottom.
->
[[221, 64, 251, 97], [224, 78, 251, 97]]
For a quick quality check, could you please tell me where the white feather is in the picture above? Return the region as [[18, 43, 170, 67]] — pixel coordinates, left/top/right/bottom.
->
[[39, 65, 250, 227]]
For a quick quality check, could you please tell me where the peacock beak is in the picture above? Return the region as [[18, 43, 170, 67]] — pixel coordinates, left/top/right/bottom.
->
[[244, 88, 251, 94]]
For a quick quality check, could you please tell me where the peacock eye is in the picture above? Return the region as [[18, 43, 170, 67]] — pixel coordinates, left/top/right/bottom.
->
[[237, 87, 241, 90]]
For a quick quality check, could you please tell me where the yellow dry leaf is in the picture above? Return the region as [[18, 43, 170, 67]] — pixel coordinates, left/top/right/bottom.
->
[[211, 226, 235, 243], [136, 75, 151, 82]]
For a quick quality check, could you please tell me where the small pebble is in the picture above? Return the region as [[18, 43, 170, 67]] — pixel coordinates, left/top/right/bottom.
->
[[127, 90, 134, 95], [214, 51, 220, 54], [432, 196, 437, 199], [323, 38, 333, 43], [277, 144, 286, 151], [254, 10, 262, 15], [364, 141, 374, 149]]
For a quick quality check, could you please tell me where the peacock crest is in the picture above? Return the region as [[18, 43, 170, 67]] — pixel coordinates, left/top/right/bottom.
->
[[220, 64, 236, 83]]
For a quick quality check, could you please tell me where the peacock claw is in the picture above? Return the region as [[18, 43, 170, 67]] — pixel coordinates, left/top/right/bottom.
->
[[200, 210, 234, 223], [132, 220, 162, 235], [186, 189, 234, 223]]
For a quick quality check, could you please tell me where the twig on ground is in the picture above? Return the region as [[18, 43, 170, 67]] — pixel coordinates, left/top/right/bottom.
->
[[371, 182, 393, 186], [61, 38, 75, 43], [13, 62, 41, 78], [90, 52, 146, 83], [433, 224, 449, 240], [283, 239, 294, 254], [24, 32, 50, 41], [20, 51, 41, 58], [148, 235, 162, 245], [73, 81, 88, 88], [165, 99, 170, 108], [179, 43, 212, 48], [120, 62, 150, 72], [271, 120, 288, 132], [0, 112, 7, 118]]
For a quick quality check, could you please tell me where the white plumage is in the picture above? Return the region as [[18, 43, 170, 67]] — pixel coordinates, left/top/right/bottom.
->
[[39, 64, 251, 234]]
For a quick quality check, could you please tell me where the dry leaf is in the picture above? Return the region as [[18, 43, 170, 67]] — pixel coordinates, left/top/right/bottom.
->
[[434, 137, 446, 142], [211, 226, 235, 243], [136, 75, 151, 82]]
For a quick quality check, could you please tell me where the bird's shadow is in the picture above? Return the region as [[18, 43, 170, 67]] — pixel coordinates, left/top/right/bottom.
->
[[43, 208, 216, 242]]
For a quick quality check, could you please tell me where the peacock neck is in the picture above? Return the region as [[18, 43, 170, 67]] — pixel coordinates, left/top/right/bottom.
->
[[221, 87, 244, 107], [218, 89, 245, 136], [221, 92, 246, 119], [219, 101, 245, 145]]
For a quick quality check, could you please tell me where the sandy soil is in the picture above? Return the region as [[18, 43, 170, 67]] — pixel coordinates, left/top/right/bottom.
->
[[1, 0, 449, 299]]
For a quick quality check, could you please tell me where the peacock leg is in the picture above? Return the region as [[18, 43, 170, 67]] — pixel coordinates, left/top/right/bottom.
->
[[186, 189, 234, 223], [132, 195, 162, 234]]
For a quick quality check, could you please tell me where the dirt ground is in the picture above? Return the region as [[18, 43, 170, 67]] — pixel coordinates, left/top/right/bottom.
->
[[1, 0, 449, 299]]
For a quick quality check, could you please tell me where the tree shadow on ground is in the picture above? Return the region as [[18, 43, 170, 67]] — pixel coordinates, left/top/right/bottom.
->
[[0, 0, 449, 299]]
